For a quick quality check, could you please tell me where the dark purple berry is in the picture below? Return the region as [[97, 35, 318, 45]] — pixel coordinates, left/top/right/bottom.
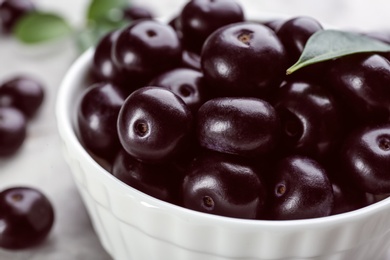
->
[[340, 124, 390, 194], [328, 54, 390, 122], [113, 19, 182, 84], [77, 82, 126, 161], [262, 18, 285, 32], [181, 151, 266, 219], [276, 16, 323, 65], [361, 30, 390, 45], [149, 68, 209, 113], [112, 149, 182, 204], [273, 81, 342, 160], [0, 187, 54, 249], [117, 87, 193, 163], [0, 76, 44, 118], [0, 107, 26, 157], [201, 22, 287, 98], [268, 155, 333, 220], [123, 5, 154, 21], [181, 50, 201, 71], [92, 30, 123, 83], [331, 179, 370, 215], [0, 0, 35, 33], [197, 97, 279, 157], [179, 0, 244, 54]]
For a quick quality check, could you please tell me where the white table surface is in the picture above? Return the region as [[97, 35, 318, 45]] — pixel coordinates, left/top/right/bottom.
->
[[1, 0, 390, 259]]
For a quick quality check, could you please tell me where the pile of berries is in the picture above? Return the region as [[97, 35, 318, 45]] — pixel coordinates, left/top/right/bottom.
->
[[77, 0, 390, 220], [0, 77, 52, 250], [0, 76, 44, 157], [0, 0, 45, 156], [0, 0, 158, 251], [0, 0, 55, 251]]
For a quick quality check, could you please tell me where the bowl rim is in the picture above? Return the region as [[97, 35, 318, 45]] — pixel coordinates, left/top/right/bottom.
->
[[55, 20, 390, 231]]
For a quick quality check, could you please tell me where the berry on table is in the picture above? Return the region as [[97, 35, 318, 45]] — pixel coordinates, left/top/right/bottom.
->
[[0, 187, 54, 249], [0, 0, 35, 33], [0, 76, 44, 118], [0, 107, 26, 157]]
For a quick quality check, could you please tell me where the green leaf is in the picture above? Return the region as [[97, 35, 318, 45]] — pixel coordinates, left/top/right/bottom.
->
[[75, 28, 97, 53], [87, 0, 128, 22], [13, 12, 72, 44], [286, 29, 390, 75]]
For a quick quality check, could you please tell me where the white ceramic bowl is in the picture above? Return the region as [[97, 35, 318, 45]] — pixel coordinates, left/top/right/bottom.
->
[[56, 16, 390, 260]]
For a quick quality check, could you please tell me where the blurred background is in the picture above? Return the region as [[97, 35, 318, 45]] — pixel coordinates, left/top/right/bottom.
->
[[34, 0, 390, 31], [1, 0, 390, 259]]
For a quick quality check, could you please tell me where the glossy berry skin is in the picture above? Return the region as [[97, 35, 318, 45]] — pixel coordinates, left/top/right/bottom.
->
[[0, 0, 35, 33], [276, 16, 323, 65], [77, 82, 126, 161], [181, 50, 201, 71], [0, 187, 54, 249], [123, 5, 154, 21], [92, 30, 123, 84], [0, 76, 44, 118], [168, 15, 182, 39], [113, 19, 182, 84], [268, 155, 333, 220], [0, 107, 26, 157], [117, 87, 193, 163], [181, 151, 266, 219], [179, 0, 244, 54], [275, 17, 324, 84], [149, 68, 209, 113], [197, 97, 279, 158], [201, 22, 287, 98], [361, 29, 390, 46], [340, 124, 390, 194], [263, 19, 285, 32], [287, 60, 331, 85], [328, 54, 390, 122], [169, 16, 205, 72], [331, 179, 370, 215], [112, 149, 182, 204], [273, 81, 341, 161]]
